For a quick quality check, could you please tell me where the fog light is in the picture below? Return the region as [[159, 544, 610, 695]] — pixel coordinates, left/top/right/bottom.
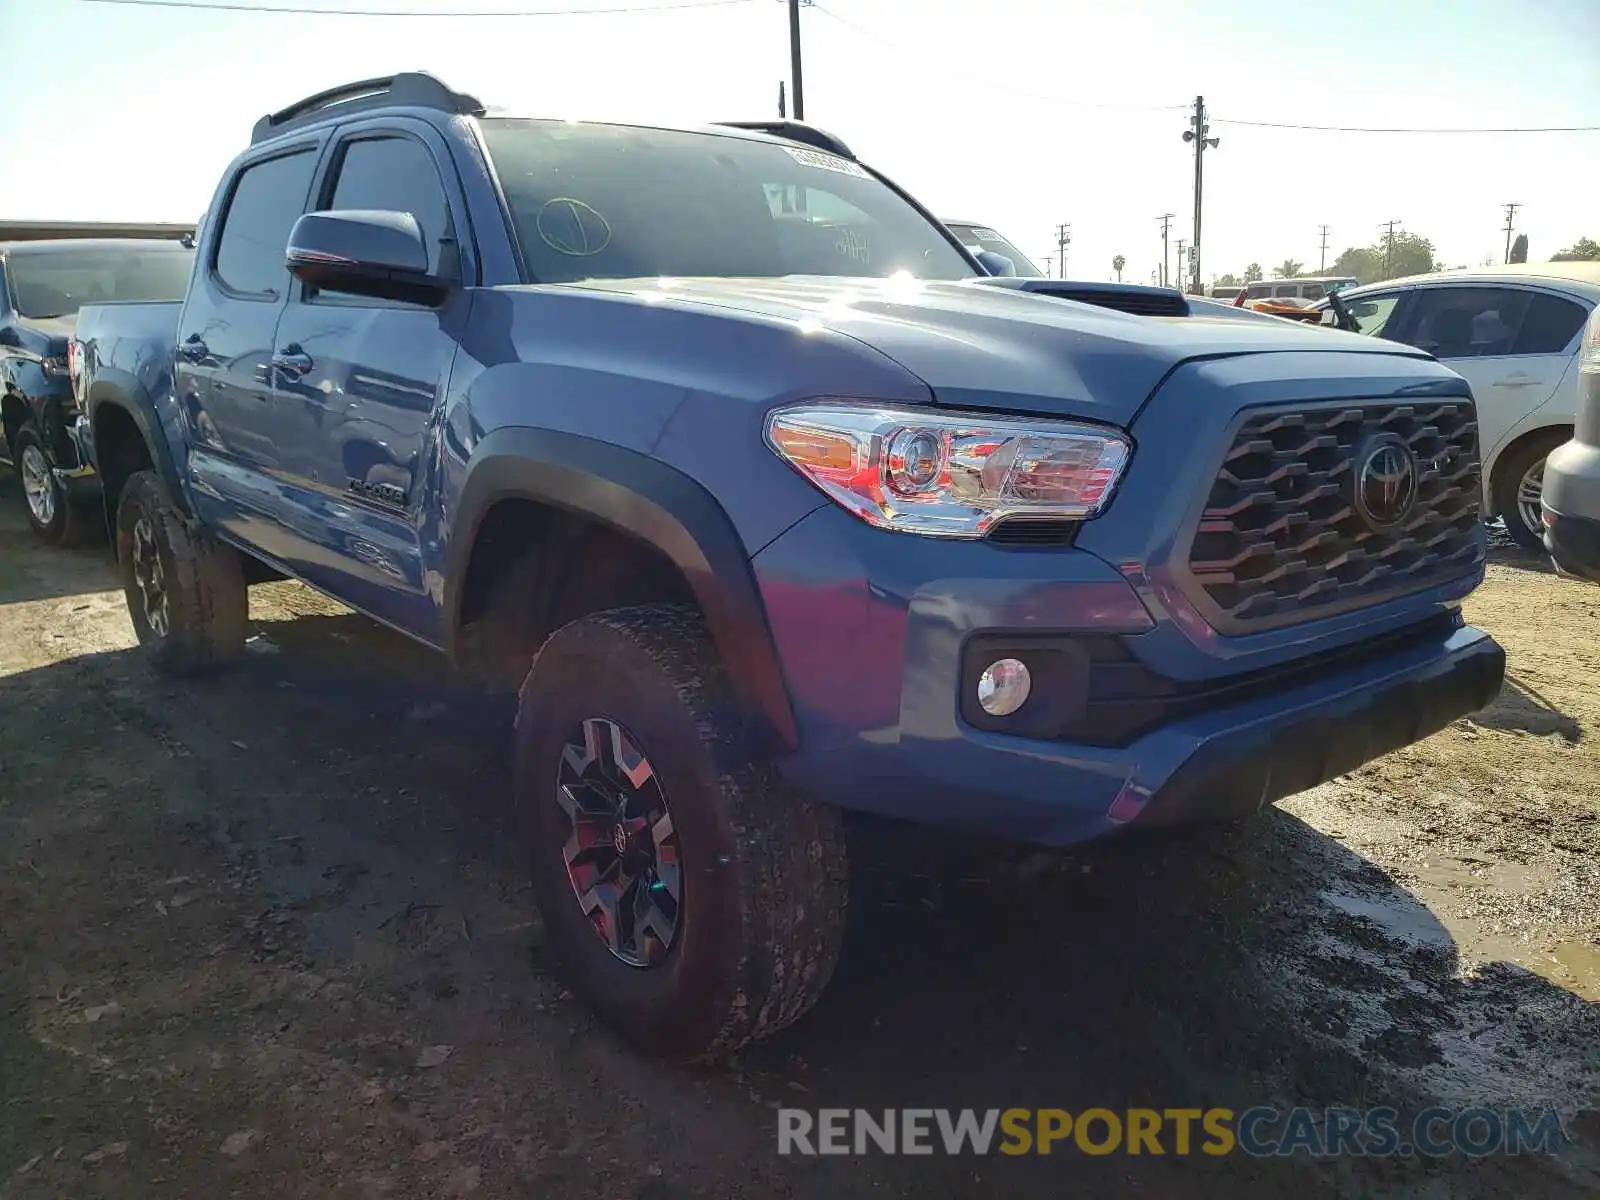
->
[[977, 657, 1031, 716]]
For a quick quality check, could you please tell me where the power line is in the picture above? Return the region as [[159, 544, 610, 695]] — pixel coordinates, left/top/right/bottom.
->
[[809, 4, 1188, 113], [1211, 116, 1600, 134], [806, 6, 1597, 135], [75, 0, 756, 14]]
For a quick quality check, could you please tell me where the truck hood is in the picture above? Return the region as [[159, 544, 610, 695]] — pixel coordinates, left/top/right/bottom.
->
[[564, 275, 1428, 426]]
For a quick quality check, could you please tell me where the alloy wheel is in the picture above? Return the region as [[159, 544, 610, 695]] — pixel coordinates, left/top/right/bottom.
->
[[1516, 459, 1546, 540], [20, 445, 56, 527], [555, 716, 681, 968], [130, 517, 171, 637]]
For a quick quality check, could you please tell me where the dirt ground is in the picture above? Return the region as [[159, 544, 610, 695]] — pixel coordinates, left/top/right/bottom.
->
[[1, 480, 1596, 1200]]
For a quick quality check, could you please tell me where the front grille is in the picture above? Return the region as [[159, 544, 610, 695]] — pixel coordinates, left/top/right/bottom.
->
[[1185, 400, 1483, 630]]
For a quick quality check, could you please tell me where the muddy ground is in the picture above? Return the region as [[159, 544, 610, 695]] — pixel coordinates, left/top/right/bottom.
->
[[0, 482, 1595, 1200]]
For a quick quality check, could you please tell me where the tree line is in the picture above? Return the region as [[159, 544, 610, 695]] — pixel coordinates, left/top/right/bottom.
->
[[1211, 234, 1598, 289]]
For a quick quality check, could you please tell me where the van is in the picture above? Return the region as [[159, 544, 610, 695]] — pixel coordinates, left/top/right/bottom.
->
[[1244, 276, 1357, 304]]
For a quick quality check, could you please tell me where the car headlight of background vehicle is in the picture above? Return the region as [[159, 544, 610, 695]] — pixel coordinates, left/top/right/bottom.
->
[[765, 402, 1131, 538]]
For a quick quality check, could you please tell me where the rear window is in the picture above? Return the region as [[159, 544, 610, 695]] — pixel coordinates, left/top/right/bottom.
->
[[5, 244, 194, 318], [1512, 293, 1589, 355]]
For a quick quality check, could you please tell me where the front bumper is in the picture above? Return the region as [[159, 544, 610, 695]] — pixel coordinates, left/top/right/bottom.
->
[[756, 508, 1504, 847], [1543, 510, 1600, 583], [1543, 436, 1600, 583]]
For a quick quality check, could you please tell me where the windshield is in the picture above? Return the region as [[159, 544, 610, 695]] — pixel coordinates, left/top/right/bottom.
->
[[479, 119, 974, 285], [944, 223, 1044, 278], [5, 244, 194, 319]]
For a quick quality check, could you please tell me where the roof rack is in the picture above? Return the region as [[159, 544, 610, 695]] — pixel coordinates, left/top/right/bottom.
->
[[715, 120, 855, 161], [251, 72, 486, 145]]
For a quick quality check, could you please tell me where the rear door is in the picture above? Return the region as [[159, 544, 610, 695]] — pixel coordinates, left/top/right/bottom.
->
[[1391, 285, 1588, 462], [264, 118, 472, 640], [176, 143, 323, 542]]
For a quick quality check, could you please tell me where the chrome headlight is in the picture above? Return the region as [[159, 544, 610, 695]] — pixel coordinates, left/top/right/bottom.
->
[[765, 402, 1131, 538]]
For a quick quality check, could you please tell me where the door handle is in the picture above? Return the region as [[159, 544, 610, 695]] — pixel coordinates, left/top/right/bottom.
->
[[270, 346, 314, 378], [1492, 373, 1541, 388], [178, 337, 209, 363]]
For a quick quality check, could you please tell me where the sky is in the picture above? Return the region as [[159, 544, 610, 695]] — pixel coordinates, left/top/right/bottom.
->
[[2, 0, 1597, 288]]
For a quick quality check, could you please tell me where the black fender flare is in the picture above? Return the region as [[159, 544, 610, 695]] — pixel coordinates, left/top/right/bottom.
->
[[446, 427, 798, 752], [85, 383, 191, 517]]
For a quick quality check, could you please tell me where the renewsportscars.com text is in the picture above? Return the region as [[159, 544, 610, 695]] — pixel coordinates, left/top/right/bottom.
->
[[776, 1107, 1567, 1158]]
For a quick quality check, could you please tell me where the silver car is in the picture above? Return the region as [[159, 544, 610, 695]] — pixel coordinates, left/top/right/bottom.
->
[[1542, 302, 1600, 581]]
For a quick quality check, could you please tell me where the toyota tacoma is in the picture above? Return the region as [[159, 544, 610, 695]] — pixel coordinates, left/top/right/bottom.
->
[[74, 73, 1505, 1061]]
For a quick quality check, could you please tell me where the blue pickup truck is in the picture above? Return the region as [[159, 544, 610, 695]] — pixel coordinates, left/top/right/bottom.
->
[[74, 73, 1504, 1060]]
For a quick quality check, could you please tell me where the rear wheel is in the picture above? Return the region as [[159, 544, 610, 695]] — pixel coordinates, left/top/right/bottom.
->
[[12, 423, 81, 544], [515, 603, 848, 1061], [115, 470, 248, 674], [1494, 431, 1570, 550]]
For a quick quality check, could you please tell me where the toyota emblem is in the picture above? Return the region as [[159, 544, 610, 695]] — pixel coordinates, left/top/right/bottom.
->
[[1354, 437, 1419, 530]]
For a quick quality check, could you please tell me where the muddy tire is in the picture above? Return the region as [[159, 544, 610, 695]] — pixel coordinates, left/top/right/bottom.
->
[[1493, 431, 1569, 550], [115, 470, 248, 675], [515, 603, 847, 1062], [12, 422, 83, 545]]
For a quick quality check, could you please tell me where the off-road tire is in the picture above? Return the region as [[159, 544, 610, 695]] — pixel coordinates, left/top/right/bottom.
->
[[115, 470, 248, 674], [515, 602, 848, 1062], [12, 422, 83, 545], [1493, 430, 1570, 550]]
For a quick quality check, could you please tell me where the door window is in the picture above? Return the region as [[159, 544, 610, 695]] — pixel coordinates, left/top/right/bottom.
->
[[1404, 287, 1531, 359], [213, 150, 319, 298], [324, 135, 458, 280], [1511, 293, 1589, 355], [1343, 292, 1403, 337]]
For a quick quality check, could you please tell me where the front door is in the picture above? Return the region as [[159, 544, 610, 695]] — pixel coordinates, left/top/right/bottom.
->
[[176, 144, 323, 548], [265, 124, 469, 641]]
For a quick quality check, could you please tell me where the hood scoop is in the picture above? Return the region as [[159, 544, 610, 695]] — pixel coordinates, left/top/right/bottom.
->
[[987, 278, 1192, 318]]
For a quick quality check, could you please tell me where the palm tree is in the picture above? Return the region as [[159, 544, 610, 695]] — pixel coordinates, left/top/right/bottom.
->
[[1275, 259, 1305, 279], [1112, 255, 1126, 282]]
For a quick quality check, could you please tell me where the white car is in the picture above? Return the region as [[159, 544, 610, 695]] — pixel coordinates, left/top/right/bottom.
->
[[1320, 263, 1600, 547]]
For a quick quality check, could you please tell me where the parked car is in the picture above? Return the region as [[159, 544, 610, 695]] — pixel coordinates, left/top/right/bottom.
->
[[1314, 263, 1600, 547], [942, 219, 1045, 277], [76, 72, 1504, 1061], [1542, 303, 1600, 580], [0, 238, 194, 541]]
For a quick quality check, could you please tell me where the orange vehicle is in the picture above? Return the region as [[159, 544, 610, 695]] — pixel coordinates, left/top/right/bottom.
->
[[1245, 298, 1322, 323]]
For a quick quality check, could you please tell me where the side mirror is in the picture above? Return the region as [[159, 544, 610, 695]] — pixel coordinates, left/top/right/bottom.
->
[[286, 210, 449, 306], [973, 249, 1017, 278]]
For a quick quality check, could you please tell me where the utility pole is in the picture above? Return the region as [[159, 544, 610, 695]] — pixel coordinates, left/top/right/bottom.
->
[[1156, 213, 1174, 287], [1055, 223, 1071, 279], [1502, 202, 1521, 264], [787, 0, 805, 121], [1380, 219, 1402, 279], [778, 80, 786, 119], [1318, 224, 1330, 273], [1043, 255, 1054, 278], [1175, 238, 1187, 285], [1182, 96, 1219, 294]]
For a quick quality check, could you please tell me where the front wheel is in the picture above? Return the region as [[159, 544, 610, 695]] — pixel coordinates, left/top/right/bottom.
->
[[515, 603, 848, 1062], [12, 423, 81, 544], [115, 470, 248, 674]]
